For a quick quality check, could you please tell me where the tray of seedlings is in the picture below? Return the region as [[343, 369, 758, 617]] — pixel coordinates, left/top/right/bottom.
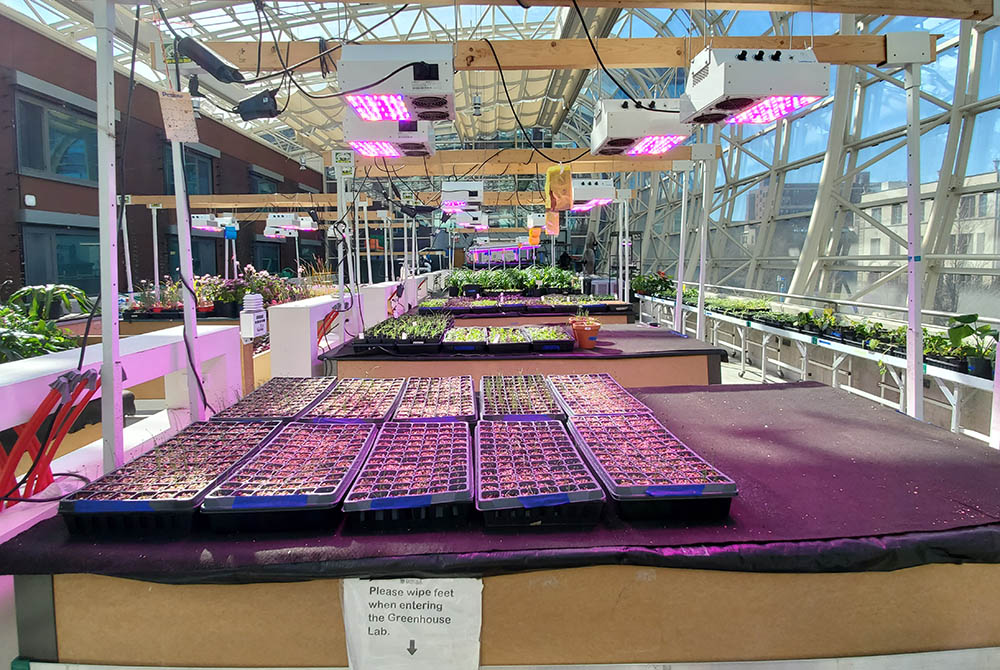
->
[[442, 326, 488, 354], [475, 420, 605, 528], [417, 298, 448, 314], [59, 421, 282, 536], [547, 373, 651, 416], [479, 375, 566, 421], [523, 325, 575, 353], [568, 413, 737, 520], [497, 293, 527, 312], [468, 298, 500, 313], [392, 375, 477, 423], [211, 377, 337, 422], [201, 422, 378, 532], [301, 377, 406, 423], [343, 421, 474, 531], [353, 314, 451, 355], [487, 327, 531, 354]]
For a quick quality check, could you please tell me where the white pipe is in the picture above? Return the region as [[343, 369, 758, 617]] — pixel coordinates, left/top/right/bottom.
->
[[151, 207, 160, 302], [904, 62, 925, 420], [696, 156, 711, 341], [95, 0, 123, 471], [223, 235, 229, 281], [121, 206, 134, 296], [294, 233, 301, 278], [674, 169, 689, 332], [363, 206, 373, 284], [624, 198, 631, 303]]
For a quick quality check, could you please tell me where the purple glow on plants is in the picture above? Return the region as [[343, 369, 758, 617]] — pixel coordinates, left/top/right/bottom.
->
[[442, 200, 466, 214], [345, 94, 411, 121], [350, 141, 401, 158], [472, 245, 539, 255], [626, 134, 688, 156], [725, 95, 821, 124], [570, 198, 613, 212]]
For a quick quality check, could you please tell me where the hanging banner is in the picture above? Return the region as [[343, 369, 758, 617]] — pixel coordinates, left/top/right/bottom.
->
[[544, 165, 573, 212]]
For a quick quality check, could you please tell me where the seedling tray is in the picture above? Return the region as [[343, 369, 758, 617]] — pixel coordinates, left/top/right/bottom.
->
[[351, 337, 397, 354], [442, 326, 488, 354], [525, 304, 555, 313], [301, 377, 405, 423], [392, 376, 477, 422], [343, 422, 474, 531], [200, 422, 378, 531], [568, 413, 737, 520], [475, 420, 604, 528], [59, 421, 281, 536], [486, 327, 531, 354], [396, 337, 442, 355], [479, 375, 566, 421], [523, 326, 575, 353], [547, 373, 651, 416], [211, 377, 337, 422]]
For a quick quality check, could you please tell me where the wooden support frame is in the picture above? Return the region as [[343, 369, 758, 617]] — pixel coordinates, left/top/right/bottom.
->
[[207, 34, 939, 74], [127, 192, 546, 209]]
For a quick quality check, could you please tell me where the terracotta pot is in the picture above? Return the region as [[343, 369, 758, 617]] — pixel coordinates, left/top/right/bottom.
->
[[572, 322, 601, 349]]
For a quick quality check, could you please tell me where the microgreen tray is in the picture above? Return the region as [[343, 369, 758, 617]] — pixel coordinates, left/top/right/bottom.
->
[[59, 421, 282, 535], [523, 326, 575, 352], [547, 373, 651, 416], [486, 327, 531, 354], [211, 377, 337, 422], [301, 377, 405, 423], [392, 376, 477, 422], [442, 326, 488, 354], [201, 422, 378, 527], [475, 420, 604, 527], [343, 422, 474, 529], [479, 375, 566, 421]]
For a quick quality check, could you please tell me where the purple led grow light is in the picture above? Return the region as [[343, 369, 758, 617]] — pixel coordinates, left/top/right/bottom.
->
[[442, 200, 467, 214], [345, 94, 411, 122], [725, 95, 821, 124], [471, 245, 540, 255], [626, 134, 688, 156], [571, 198, 613, 213], [350, 141, 401, 158]]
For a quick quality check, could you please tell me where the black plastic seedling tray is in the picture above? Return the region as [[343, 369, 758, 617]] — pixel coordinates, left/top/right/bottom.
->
[[211, 377, 337, 422], [475, 420, 604, 528], [343, 422, 474, 531], [568, 413, 737, 521], [486, 328, 531, 354], [59, 421, 282, 536], [396, 337, 443, 355], [479, 375, 566, 421], [301, 377, 405, 423], [523, 326, 575, 353], [200, 422, 378, 532], [351, 336, 398, 354], [547, 373, 651, 416], [442, 327, 488, 354], [525, 304, 555, 313], [392, 376, 477, 422]]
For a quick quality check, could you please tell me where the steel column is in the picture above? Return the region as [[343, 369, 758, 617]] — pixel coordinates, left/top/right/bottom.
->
[[696, 155, 711, 340], [903, 62, 924, 420], [674, 164, 689, 332]]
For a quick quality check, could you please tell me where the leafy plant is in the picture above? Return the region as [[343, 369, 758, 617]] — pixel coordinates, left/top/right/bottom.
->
[[0, 305, 78, 363], [489, 327, 527, 344], [813, 308, 838, 334], [443, 326, 487, 342], [8, 284, 93, 319], [469, 299, 499, 307], [948, 314, 998, 360], [419, 298, 448, 308], [523, 325, 573, 342], [793, 311, 815, 330]]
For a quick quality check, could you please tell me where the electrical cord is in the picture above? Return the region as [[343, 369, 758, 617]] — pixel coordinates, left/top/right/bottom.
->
[[0, 471, 93, 505]]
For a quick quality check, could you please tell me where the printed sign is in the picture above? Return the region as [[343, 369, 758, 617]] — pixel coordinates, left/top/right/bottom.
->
[[158, 90, 199, 143]]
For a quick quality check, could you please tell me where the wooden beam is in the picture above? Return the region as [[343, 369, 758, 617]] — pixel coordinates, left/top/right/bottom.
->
[[207, 34, 939, 73], [126, 191, 546, 209]]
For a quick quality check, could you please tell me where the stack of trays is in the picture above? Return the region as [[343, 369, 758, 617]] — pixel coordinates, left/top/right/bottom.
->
[[343, 422, 474, 530], [479, 375, 566, 421], [59, 421, 281, 535], [547, 373, 650, 416], [568, 413, 737, 519], [201, 422, 378, 531], [475, 420, 605, 528], [392, 376, 477, 423], [211, 377, 336, 422], [302, 377, 405, 423]]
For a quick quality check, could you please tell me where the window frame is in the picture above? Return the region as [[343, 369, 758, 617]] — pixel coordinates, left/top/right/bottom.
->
[[164, 146, 215, 196], [15, 92, 99, 187]]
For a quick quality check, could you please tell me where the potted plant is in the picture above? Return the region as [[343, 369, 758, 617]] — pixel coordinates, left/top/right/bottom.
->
[[948, 313, 997, 379], [793, 311, 819, 335], [571, 311, 602, 349]]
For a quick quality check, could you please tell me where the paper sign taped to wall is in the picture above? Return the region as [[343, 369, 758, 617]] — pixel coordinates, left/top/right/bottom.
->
[[159, 90, 199, 143]]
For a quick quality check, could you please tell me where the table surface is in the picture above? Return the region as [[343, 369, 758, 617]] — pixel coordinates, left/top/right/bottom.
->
[[1, 382, 998, 583], [323, 323, 728, 362]]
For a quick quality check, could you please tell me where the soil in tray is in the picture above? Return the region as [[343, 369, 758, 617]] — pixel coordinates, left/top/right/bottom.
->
[[480, 375, 564, 419], [59, 421, 280, 535], [302, 377, 405, 422], [211, 377, 336, 421], [547, 373, 650, 415], [202, 422, 377, 528], [343, 422, 473, 531], [392, 376, 476, 421], [475, 420, 604, 528]]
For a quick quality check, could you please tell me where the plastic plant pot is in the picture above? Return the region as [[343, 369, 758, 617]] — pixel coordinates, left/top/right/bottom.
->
[[302, 377, 406, 423], [59, 421, 282, 536], [479, 375, 565, 421], [546, 373, 650, 416], [392, 376, 477, 422], [211, 377, 338, 422], [572, 321, 602, 349]]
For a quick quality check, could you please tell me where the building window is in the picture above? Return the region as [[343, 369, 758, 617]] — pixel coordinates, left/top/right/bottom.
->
[[250, 172, 279, 194], [979, 193, 990, 218], [949, 233, 972, 254], [167, 235, 218, 276], [16, 95, 98, 184], [869, 238, 880, 255], [870, 207, 882, 223], [299, 242, 322, 267], [891, 204, 902, 226], [22, 225, 101, 294], [921, 200, 932, 221], [164, 148, 214, 195], [958, 195, 975, 219], [253, 241, 282, 272]]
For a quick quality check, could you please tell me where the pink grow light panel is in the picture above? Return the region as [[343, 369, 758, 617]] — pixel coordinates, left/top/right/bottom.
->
[[350, 141, 401, 158], [626, 134, 688, 156], [345, 94, 411, 122], [725, 95, 821, 124], [570, 198, 613, 213], [442, 200, 467, 214]]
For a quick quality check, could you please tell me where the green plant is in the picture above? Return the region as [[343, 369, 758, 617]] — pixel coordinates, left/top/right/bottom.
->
[[813, 308, 839, 334], [489, 327, 527, 344], [0, 305, 78, 363], [367, 313, 451, 341], [631, 271, 674, 298], [8, 284, 93, 320], [793, 311, 815, 330], [523, 325, 573, 341], [419, 298, 448, 308], [443, 326, 487, 342], [948, 314, 998, 360], [469, 299, 499, 307]]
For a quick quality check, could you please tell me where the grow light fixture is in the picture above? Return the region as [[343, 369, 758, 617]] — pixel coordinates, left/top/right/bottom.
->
[[441, 200, 466, 214], [680, 47, 829, 124], [441, 181, 484, 208], [343, 114, 436, 158], [455, 210, 488, 231], [571, 179, 616, 212], [191, 214, 220, 232], [590, 98, 692, 156], [215, 213, 237, 228], [571, 198, 613, 213], [263, 225, 297, 239], [266, 212, 297, 229], [350, 141, 401, 158], [339, 44, 455, 122]]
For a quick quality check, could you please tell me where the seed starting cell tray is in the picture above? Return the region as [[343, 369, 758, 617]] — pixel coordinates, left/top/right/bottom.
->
[[392, 376, 477, 422], [479, 375, 566, 421], [301, 377, 405, 423], [568, 413, 737, 520], [211, 377, 337, 422], [475, 420, 604, 528], [547, 373, 651, 416], [343, 422, 474, 531], [200, 422, 378, 531], [59, 421, 282, 536]]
